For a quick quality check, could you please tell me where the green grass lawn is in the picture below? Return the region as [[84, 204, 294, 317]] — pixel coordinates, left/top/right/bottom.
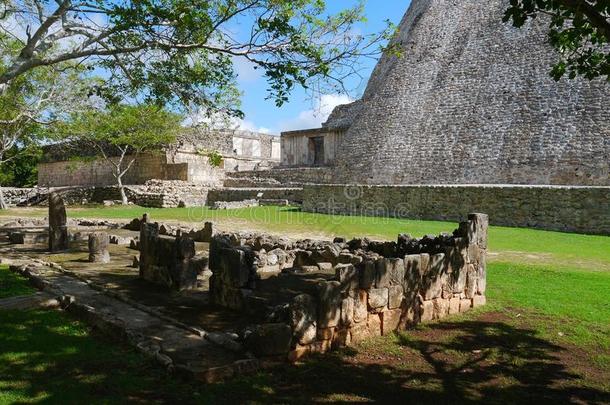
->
[[0, 264, 36, 299], [1, 206, 609, 402], [2, 205, 609, 267]]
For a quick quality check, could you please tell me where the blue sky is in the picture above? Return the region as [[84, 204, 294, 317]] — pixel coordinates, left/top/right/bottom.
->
[[234, 1, 410, 134]]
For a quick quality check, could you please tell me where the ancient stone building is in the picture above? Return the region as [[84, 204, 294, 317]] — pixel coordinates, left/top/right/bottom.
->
[[280, 0, 609, 186], [38, 129, 280, 187]]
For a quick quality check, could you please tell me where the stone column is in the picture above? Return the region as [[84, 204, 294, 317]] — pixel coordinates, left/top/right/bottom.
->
[[88, 232, 110, 263], [48, 192, 68, 252]]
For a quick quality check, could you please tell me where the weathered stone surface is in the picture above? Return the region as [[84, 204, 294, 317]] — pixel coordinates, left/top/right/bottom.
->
[[48, 192, 68, 252], [433, 298, 449, 320], [245, 323, 292, 357], [316, 327, 335, 341], [336, 263, 359, 293], [473, 295, 486, 308], [460, 298, 472, 313], [367, 313, 382, 336], [360, 259, 377, 290], [381, 309, 402, 335], [88, 232, 110, 263], [422, 253, 448, 300], [465, 264, 477, 299], [368, 288, 388, 310], [353, 290, 368, 323], [340, 297, 355, 326], [448, 297, 460, 315], [468, 213, 489, 249], [421, 300, 434, 322], [290, 294, 317, 345], [350, 323, 372, 344], [332, 328, 351, 348], [140, 223, 198, 291], [317, 281, 342, 328], [388, 285, 404, 309]]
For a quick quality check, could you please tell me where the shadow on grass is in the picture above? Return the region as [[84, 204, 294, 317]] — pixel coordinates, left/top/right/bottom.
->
[[1, 309, 608, 404], [219, 318, 610, 404]]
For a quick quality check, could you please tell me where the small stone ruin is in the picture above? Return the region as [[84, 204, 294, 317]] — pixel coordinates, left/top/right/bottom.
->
[[138, 215, 207, 291], [48, 192, 68, 252], [88, 232, 110, 263], [208, 213, 488, 360]]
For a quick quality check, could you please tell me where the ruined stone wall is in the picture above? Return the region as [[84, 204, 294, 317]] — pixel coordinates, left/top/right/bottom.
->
[[38, 153, 188, 187], [302, 184, 610, 235], [324, 0, 609, 186], [1, 187, 38, 206], [208, 214, 488, 360], [223, 167, 333, 188], [207, 187, 303, 206]]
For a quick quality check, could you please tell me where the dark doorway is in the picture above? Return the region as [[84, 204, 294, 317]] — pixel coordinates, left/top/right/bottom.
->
[[308, 136, 325, 166]]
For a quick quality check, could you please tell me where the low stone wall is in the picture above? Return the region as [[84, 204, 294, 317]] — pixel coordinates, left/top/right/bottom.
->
[[207, 187, 303, 206], [208, 213, 488, 360], [224, 167, 333, 188], [139, 221, 199, 291], [1, 187, 38, 206], [302, 184, 610, 235]]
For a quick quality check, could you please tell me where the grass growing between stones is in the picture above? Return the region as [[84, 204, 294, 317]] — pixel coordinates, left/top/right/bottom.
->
[[0, 265, 35, 299]]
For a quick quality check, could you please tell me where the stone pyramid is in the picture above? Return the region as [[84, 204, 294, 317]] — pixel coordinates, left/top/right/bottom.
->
[[324, 0, 609, 185]]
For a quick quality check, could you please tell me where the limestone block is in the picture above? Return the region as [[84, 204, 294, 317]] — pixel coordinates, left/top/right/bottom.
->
[[290, 294, 317, 345], [337, 252, 355, 264], [421, 300, 434, 322], [340, 297, 355, 326], [433, 298, 449, 320], [336, 263, 359, 293], [48, 192, 68, 252], [310, 339, 332, 354], [245, 323, 292, 357], [317, 327, 335, 341], [317, 281, 342, 328], [359, 258, 377, 290], [468, 213, 489, 249], [294, 250, 314, 267], [88, 232, 110, 263], [465, 264, 477, 299], [448, 297, 460, 315], [460, 298, 472, 313], [381, 309, 402, 335], [367, 313, 382, 336], [317, 262, 333, 272], [476, 256, 487, 295], [353, 290, 368, 323], [350, 323, 372, 344], [332, 328, 351, 348], [375, 258, 403, 288], [368, 288, 389, 310], [388, 285, 404, 309], [422, 253, 448, 300], [473, 295, 486, 308]]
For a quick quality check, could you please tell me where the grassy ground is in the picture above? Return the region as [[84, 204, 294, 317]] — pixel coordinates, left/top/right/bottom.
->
[[0, 264, 36, 299], [1, 207, 609, 403], [2, 205, 609, 268]]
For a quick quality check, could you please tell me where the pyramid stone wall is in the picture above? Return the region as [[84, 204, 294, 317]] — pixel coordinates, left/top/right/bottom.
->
[[325, 0, 609, 186]]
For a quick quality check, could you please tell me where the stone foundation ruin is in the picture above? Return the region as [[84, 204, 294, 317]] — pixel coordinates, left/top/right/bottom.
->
[[208, 213, 488, 360]]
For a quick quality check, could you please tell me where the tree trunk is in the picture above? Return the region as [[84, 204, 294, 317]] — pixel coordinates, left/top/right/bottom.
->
[[117, 175, 128, 205], [0, 184, 7, 210]]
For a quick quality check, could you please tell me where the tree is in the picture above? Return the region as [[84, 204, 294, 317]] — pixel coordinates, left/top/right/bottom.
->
[[504, 0, 610, 81], [0, 43, 91, 209], [0, 0, 395, 115], [60, 104, 181, 204]]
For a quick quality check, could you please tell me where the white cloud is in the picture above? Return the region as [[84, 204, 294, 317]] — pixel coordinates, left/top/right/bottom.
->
[[186, 110, 272, 134], [277, 94, 353, 132]]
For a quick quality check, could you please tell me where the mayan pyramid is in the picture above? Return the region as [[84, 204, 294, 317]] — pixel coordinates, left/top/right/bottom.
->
[[324, 0, 609, 185]]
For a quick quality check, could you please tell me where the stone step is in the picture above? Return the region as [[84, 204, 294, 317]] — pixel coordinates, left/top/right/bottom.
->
[[9, 263, 259, 383]]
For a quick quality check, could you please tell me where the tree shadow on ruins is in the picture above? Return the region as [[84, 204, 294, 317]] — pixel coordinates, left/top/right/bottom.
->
[[224, 317, 610, 404]]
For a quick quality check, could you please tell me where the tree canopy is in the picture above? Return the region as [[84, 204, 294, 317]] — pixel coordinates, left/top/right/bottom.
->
[[505, 0, 610, 81], [0, 0, 394, 115]]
